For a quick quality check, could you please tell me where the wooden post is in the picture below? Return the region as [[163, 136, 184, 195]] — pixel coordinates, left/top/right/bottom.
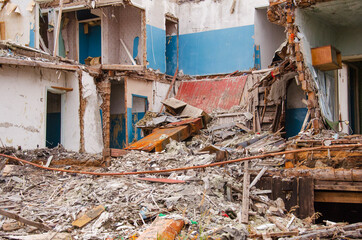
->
[[159, 67, 178, 113], [241, 160, 250, 223], [53, 0, 63, 57], [0, 209, 52, 231], [124, 77, 129, 146], [298, 177, 314, 219]]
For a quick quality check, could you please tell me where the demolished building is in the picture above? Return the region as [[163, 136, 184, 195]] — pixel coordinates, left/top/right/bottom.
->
[[0, 0, 361, 239]]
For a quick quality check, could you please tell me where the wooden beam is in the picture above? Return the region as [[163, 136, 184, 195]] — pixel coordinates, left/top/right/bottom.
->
[[299, 177, 314, 218], [51, 86, 73, 92], [102, 64, 145, 71], [0, 57, 79, 71], [124, 77, 129, 146], [281, 168, 362, 182], [314, 191, 362, 204], [241, 160, 250, 223], [120, 38, 136, 65], [0, 209, 52, 231], [315, 180, 362, 192], [53, 0, 63, 57], [0, 22, 5, 40], [160, 66, 178, 113]]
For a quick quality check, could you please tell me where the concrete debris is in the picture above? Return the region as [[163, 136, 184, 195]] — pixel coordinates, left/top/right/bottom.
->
[[1, 126, 361, 239]]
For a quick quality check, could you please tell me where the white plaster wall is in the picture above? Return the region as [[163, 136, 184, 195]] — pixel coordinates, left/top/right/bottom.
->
[[176, 0, 268, 34], [254, 8, 286, 69], [0, 0, 35, 45], [81, 71, 104, 153], [152, 81, 170, 112], [131, 0, 179, 29], [126, 77, 154, 110], [61, 71, 81, 151], [0, 65, 76, 149]]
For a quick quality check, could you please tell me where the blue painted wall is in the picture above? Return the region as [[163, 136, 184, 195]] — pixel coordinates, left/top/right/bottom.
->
[[127, 108, 133, 144], [147, 24, 254, 76], [178, 25, 255, 76], [166, 35, 177, 76], [285, 108, 308, 138], [146, 25, 166, 73], [79, 23, 102, 64], [29, 23, 35, 48]]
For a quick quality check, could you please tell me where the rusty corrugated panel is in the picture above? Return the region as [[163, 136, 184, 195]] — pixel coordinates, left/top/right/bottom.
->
[[125, 118, 203, 152], [175, 75, 248, 113]]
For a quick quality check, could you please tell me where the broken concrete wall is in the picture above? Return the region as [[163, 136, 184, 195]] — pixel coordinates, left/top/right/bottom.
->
[[0, 0, 37, 46], [81, 71, 104, 153], [254, 8, 285, 69], [295, 9, 339, 125], [152, 81, 171, 112], [176, 0, 268, 75], [0, 65, 79, 150], [126, 76, 154, 143], [132, 0, 179, 73], [101, 5, 143, 65]]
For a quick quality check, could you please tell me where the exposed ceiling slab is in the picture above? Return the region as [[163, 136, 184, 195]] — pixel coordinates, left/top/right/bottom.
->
[[302, 0, 362, 27]]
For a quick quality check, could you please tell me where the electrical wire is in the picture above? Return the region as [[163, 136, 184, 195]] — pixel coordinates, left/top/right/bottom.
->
[[0, 143, 361, 176]]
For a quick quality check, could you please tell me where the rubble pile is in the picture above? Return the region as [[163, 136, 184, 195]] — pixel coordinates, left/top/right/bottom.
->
[[1, 102, 361, 239], [1, 135, 361, 239]]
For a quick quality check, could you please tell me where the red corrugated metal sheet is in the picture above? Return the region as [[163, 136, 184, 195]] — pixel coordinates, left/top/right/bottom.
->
[[175, 75, 248, 113]]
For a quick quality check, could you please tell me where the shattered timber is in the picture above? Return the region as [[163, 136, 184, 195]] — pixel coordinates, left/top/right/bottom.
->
[[0, 0, 362, 239]]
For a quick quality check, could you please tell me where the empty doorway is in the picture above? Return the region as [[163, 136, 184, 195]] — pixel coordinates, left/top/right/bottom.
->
[[110, 81, 126, 149], [46, 91, 61, 148], [165, 17, 178, 75], [131, 95, 148, 142]]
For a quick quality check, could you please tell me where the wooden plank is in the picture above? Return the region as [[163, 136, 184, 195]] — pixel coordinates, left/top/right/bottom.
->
[[101, 64, 145, 71], [53, 0, 63, 57], [0, 209, 52, 231], [314, 191, 362, 204], [0, 22, 5, 40], [160, 67, 178, 113], [268, 216, 288, 232], [298, 177, 314, 219], [235, 122, 252, 132], [124, 77, 128, 146], [271, 177, 283, 201], [0, 57, 79, 71], [51, 86, 73, 91], [241, 160, 250, 223], [314, 180, 362, 192], [249, 167, 267, 190], [120, 38, 136, 65], [110, 148, 129, 157], [72, 205, 105, 228], [300, 110, 310, 133]]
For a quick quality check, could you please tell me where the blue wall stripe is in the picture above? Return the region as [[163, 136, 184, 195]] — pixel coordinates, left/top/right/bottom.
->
[[29, 23, 35, 48], [166, 35, 177, 76], [127, 107, 133, 144], [178, 25, 255, 76], [146, 25, 166, 73]]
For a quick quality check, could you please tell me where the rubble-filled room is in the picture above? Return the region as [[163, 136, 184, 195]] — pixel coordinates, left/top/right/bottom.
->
[[0, 0, 361, 239]]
